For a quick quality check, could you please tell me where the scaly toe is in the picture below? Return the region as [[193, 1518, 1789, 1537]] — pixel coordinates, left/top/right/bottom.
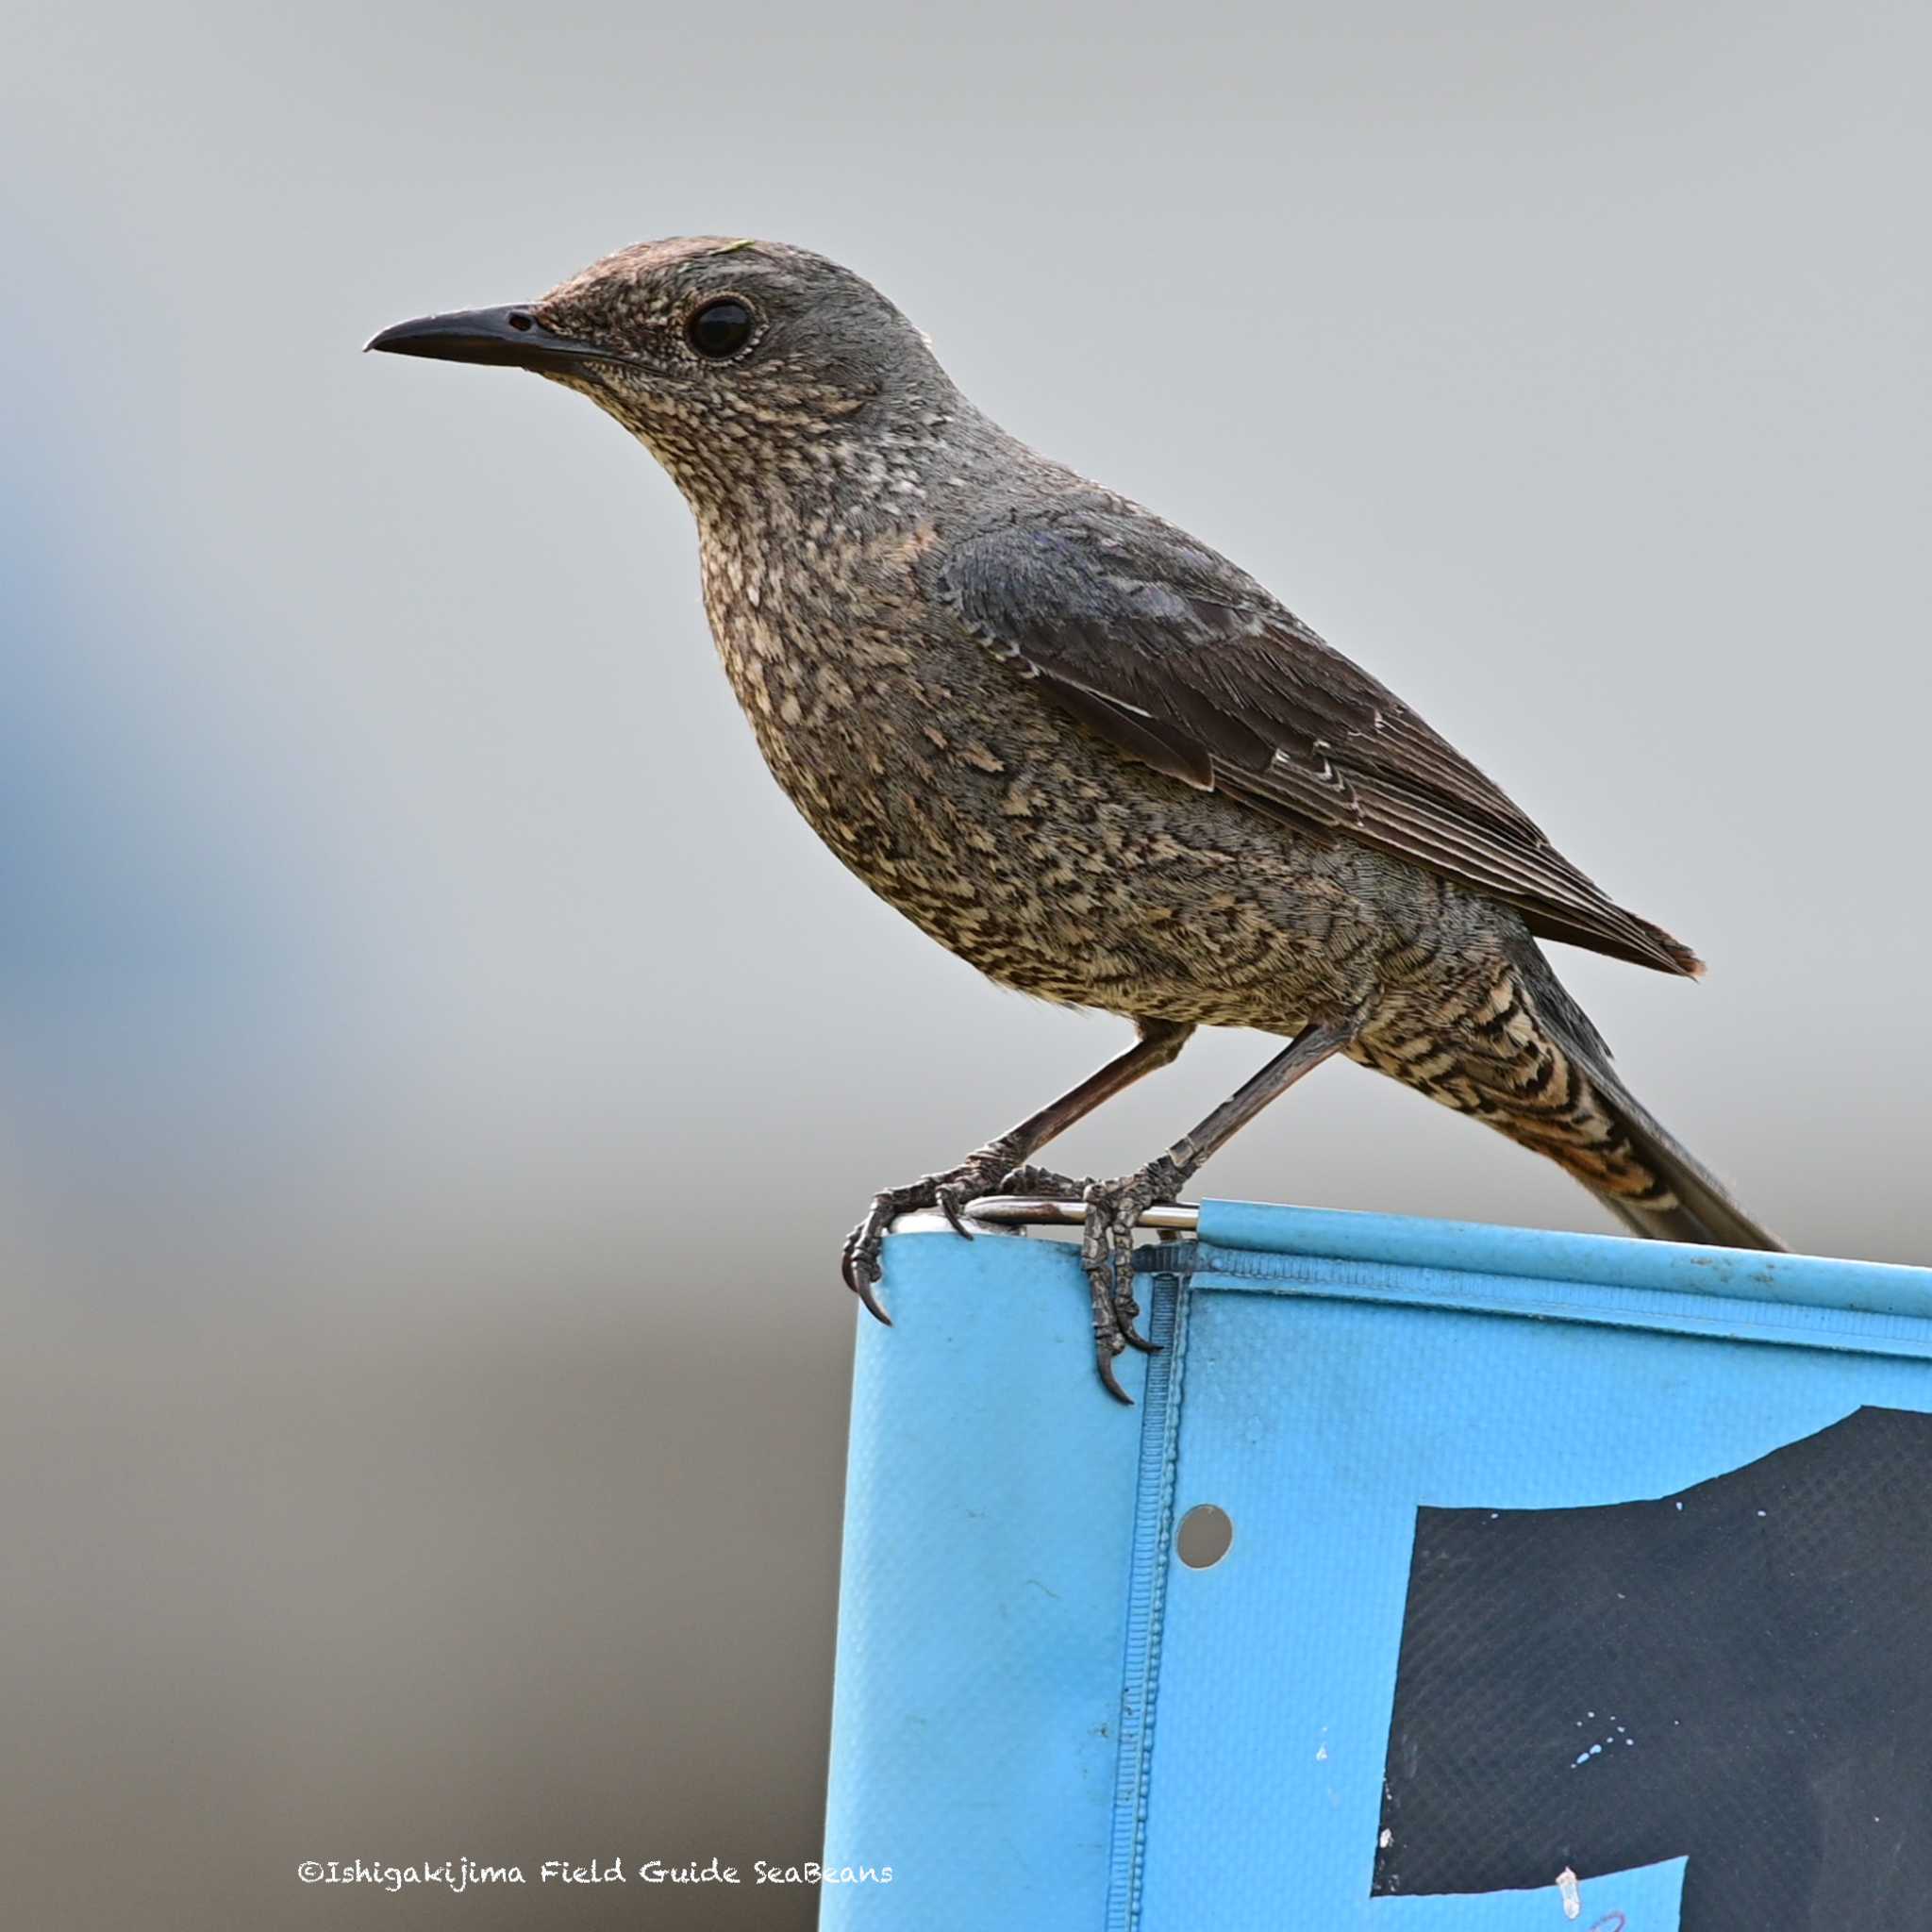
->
[[934, 1180, 981, 1239], [996, 1163, 1084, 1200], [840, 1200, 897, 1325]]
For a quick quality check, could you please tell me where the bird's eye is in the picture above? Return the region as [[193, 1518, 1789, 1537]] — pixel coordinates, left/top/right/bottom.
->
[[685, 297, 757, 360]]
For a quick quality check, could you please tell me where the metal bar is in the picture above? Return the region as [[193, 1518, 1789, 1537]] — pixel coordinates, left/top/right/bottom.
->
[[893, 1197, 1204, 1235]]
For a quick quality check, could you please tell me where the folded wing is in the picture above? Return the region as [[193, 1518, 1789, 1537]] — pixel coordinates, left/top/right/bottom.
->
[[939, 515, 1700, 977]]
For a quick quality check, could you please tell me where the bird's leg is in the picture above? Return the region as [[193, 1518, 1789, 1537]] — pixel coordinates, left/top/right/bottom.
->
[[1072, 1019, 1357, 1402], [839, 1019, 1194, 1324]]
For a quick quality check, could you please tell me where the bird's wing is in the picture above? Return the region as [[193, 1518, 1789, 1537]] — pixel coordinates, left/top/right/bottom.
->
[[939, 515, 1700, 976]]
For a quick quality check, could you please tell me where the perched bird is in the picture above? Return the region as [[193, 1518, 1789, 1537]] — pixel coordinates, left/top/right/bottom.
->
[[370, 236, 1779, 1399]]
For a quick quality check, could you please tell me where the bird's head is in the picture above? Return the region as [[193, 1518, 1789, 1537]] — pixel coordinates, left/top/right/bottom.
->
[[368, 237, 955, 507]]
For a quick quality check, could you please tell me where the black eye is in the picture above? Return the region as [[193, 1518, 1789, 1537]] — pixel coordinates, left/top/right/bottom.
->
[[685, 297, 756, 360]]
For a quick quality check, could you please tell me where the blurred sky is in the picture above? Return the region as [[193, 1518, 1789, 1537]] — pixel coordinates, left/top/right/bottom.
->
[[2, 1, 1927, 1925]]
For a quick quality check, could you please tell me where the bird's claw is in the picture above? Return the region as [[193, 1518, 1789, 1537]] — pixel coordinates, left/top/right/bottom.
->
[[838, 1143, 1024, 1324], [841, 1149, 1190, 1405], [1075, 1155, 1189, 1399], [838, 1202, 897, 1324], [974, 1161, 1157, 1353]]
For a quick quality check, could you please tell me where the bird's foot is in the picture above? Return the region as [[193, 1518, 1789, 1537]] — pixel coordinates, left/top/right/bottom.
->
[[838, 1140, 1031, 1324], [1076, 1156, 1191, 1400], [841, 1148, 1191, 1405], [1001, 1156, 1192, 1403]]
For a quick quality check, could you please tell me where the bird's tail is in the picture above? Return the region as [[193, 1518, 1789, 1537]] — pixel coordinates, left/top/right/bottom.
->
[[1514, 956, 1782, 1252], [1568, 1069, 1783, 1250], [1359, 950, 1783, 1253]]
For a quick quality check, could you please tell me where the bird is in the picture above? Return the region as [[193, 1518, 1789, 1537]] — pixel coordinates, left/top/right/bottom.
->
[[369, 235, 1780, 1400]]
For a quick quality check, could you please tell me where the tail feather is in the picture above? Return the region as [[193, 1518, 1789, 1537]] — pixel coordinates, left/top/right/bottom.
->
[[1357, 950, 1784, 1254], [1520, 957, 1783, 1253], [1578, 1073, 1784, 1252]]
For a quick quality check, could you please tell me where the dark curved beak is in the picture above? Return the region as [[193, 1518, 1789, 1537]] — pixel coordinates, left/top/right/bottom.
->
[[364, 305, 617, 374]]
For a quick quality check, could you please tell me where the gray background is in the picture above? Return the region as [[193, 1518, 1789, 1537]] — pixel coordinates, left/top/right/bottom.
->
[[2, 2, 1926, 1925]]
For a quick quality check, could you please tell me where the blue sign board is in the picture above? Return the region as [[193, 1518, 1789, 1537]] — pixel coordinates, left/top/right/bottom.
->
[[823, 1202, 1932, 1930]]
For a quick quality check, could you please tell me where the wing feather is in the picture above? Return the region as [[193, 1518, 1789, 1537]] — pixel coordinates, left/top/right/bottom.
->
[[940, 515, 1701, 977]]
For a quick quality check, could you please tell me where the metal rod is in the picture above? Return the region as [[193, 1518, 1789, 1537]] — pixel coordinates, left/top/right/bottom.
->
[[892, 1196, 1202, 1236]]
